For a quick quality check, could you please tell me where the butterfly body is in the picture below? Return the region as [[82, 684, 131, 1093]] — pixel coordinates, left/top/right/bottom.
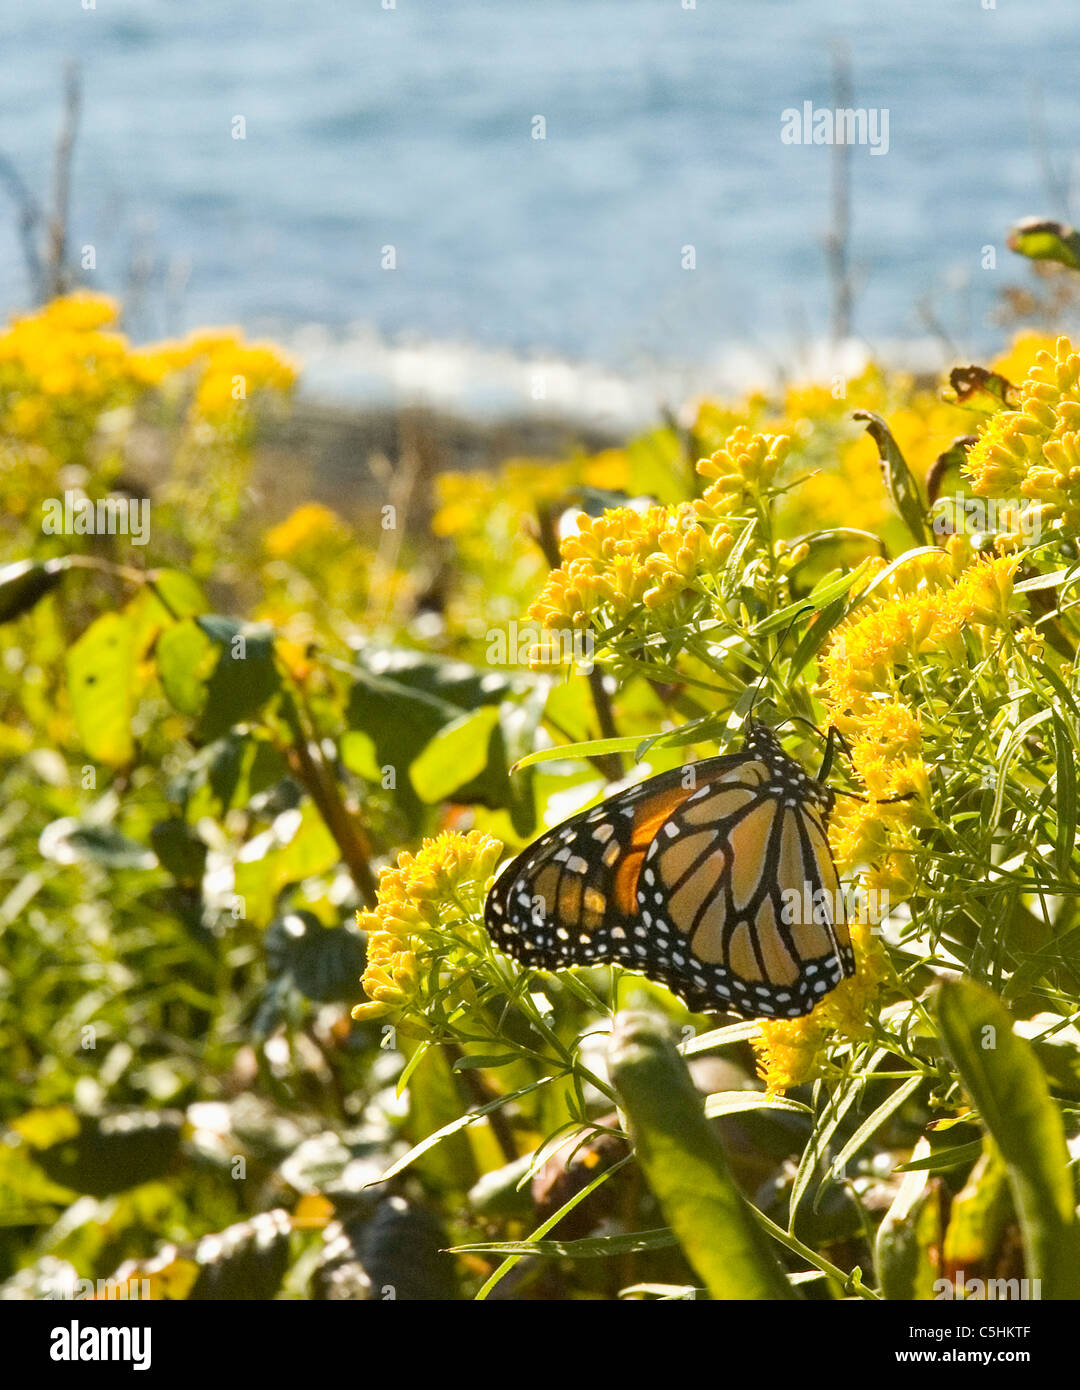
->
[[485, 723, 854, 1019]]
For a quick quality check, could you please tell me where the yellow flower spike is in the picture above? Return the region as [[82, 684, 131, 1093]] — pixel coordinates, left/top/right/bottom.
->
[[352, 831, 503, 1024]]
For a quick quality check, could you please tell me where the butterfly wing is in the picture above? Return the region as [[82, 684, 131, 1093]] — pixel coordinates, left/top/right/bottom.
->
[[485, 737, 854, 1019]]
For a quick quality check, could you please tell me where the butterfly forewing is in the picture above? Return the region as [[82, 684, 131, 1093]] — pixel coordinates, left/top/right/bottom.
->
[[484, 725, 855, 1019]]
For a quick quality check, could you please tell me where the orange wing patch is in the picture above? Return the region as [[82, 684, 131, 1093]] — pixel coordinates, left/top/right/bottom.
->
[[612, 782, 697, 914]]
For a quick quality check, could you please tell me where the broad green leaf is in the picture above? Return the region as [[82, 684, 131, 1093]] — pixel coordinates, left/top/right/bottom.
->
[[156, 616, 279, 740], [409, 705, 500, 801], [189, 1210, 292, 1300], [608, 1011, 795, 1300], [38, 818, 156, 871], [66, 611, 135, 766], [314, 1198, 459, 1301], [942, 1138, 1012, 1275], [264, 911, 365, 1003], [233, 804, 339, 925], [32, 1109, 184, 1198], [0, 557, 67, 623], [935, 977, 1080, 1298], [1008, 217, 1080, 271]]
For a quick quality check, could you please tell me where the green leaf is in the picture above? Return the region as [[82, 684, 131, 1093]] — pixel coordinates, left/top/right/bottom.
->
[[149, 818, 207, 884], [875, 1137, 943, 1300], [942, 1139, 1013, 1275], [38, 818, 157, 870], [1008, 217, 1080, 271], [1053, 713, 1077, 881], [703, 1091, 812, 1118], [189, 1210, 293, 1300], [399, 1040, 479, 1193], [156, 616, 280, 740], [817, 1074, 923, 1203], [314, 1198, 459, 1300], [853, 411, 930, 545], [32, 1110, 184, 1198], [0, 557, 67, 623], [374, 1078, 556, 1185], [935, 977, 1080, 1297], [233, 803, 339, 926], [608, 1011, 796, 1300], [264, 911, 366, 1003], [893, 1139, 983, 1173], [511, 734, 644, 773], [750, 560, 871, 636], [450, 1228, 678, 1259], [409, 705, 500, 801], [66, 611, 136, 766]]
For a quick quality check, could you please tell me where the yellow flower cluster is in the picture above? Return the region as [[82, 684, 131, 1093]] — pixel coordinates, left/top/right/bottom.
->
[[820, 550, 1020, 881], [528, 500, 735, 631], [751, 918, 888, 1093], [352, 831, 503, 1022], [966, 336, 1080, 528], [132, 327, 296, 419], [695, 427, 791, 506], [0, 292, 135, 417], [433, 450, 629, 540], [823, 551, 1020, 714], [527, 430, 793, 634], [0, 293, 296, 445], [264, 503, 348, 560]]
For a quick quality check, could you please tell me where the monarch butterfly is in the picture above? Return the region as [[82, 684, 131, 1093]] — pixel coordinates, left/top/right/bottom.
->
[[484, 721, 855, 1019]]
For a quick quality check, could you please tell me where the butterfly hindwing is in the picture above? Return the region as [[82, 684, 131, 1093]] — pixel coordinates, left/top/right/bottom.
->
[[484, 724, 855, 1020]]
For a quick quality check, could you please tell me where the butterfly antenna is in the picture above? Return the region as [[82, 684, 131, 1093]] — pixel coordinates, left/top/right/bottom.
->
[[745, 604, 812, 727]]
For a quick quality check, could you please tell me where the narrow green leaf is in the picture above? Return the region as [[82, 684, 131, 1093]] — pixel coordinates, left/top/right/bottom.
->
[[875, 1137, 943, 1300], [853, 411, 930, 545], [1053, 714, 1077, 881], [511, 735, 644, 773], [750, 560, 870, 636], [609, 1011, 796, 1300], [816, 1074, 923, 1206], [704, 1090, 812, 1118], [935, 977, 1080, 1297], [894, 1139, 983, 1173], [450, 1228, 676, 1259], [373, 1079, 555, 1185]]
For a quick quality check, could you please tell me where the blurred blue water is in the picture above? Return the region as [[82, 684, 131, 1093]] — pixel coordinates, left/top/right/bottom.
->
[[1, 0, 1078, 405]]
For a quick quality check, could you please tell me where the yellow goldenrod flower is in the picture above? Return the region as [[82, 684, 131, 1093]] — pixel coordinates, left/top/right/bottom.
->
[[352, 831, 503, 1023], [528, 500, 734, 639], [752, 918, 887, 1092], [966, 336, 1080, 528], [265, 503, 347, 559]]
